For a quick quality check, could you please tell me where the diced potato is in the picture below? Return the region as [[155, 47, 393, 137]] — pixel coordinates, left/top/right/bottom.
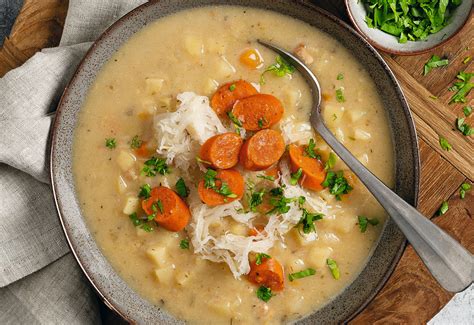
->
[[117, 150, 136, 171], [230, 223, 248, 236], [184, 36, 204, 57], [307, 246, 333, 269], [146, 247, 168, 268], [207, 297, 241, 317], [353, 128, 371, 140], [285, 291, 306, 313], [215, 56, 236, 78], [283, 87, 302, 109], [122, 196, 139, 215], [203, 78, 219, 95], [292, 228, 318, 246], [154, 267, 174, 284], [157, 231, 180, 247], [145, 78, 164, 95], [117, 175, 127, 194], [334, 127, 345, 143], [357, 153, 369, 166], [347, 109, 366, 122], [286, 258, 306, 273], [136, 227, 151, 237], [139, 97, 157, 116], [157, 96, 172, 110], [332, 215, 357, 234], [318, 188, 335, 203], [175, 271, 192, 286], [323, 104, 345, 128]]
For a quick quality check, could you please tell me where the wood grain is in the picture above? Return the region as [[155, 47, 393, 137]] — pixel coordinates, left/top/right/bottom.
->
[[0, 1, 471, 324]]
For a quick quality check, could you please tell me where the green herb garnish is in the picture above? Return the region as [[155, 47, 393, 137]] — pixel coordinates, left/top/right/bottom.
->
[[456, 118, 473, 136], [257, 174, 275, 181], [335, 88, 345, 103], [459, 183, 471, 199], [255, 253, 271, 265], [180, 239, 190, 249], [196, 156, 212, 165], [290, 168, 303, 186], [260, 55, 295, 84], [325, 152, 337, 170], [175, 177, 190, 198], [142, 157, 169, 177], [463, 106, 472, 117], [269, 186, 284, 197], [229, 83, 236, 91], [130, 135, 142, 149], [256, 286, 273, 302], [337, 73, 344, 80], [439, 136, 452, 151], [423, 55, 449, 76], [249, 189, 265, 212], [305, 138, 320, 159], [204, 169, 237, 198], [321, 171, 353, 200], [289, 268, 316, 281], [258, 117, 267, 129], [138, 184, 152, 199], [357, 216, 380, 233], [449, 71, 473, 104], [437, 201, 449, 215], [152, 200, 164, 214], [326, 258, 340, 280], [129, 212, 155, 232], [299, 208, 324, 234], [105, 138, 116, 149], [227, 111, 243, 127]]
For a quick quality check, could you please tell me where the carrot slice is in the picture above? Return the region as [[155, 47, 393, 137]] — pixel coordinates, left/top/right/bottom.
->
[[142, 186, 191, 232], [239, 48, 264, 69], [134, 141, 152, 158], [264, 165, 280, 179], [288, 144, 326, 191], [248, 225, 266, 237], [199, 132, 243, 169], [248, 256, 284, 291], [239, 129, 285, 171], [198, 169, 244, 206], [210, 80, 258, 116], [232, 94, 284, 131]]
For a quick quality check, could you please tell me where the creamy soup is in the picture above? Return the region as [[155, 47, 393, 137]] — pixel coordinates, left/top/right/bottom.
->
[[73, 6, 394, 324]]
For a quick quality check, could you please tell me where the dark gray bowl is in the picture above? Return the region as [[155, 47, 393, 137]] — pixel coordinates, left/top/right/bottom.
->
[[50, 0, 419, 323]]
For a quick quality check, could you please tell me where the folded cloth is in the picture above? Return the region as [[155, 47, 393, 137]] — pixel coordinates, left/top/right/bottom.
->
[[0, 0, 144, 323]]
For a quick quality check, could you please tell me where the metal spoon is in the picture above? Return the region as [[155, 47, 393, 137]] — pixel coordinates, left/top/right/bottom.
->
[[258, 40, 473, 293]]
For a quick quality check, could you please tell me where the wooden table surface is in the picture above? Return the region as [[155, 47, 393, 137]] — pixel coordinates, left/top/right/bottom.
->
[[1, 1, 472, 324]]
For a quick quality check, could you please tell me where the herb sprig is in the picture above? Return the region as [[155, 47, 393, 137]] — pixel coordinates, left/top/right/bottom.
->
[[260, 55, 295, 84]]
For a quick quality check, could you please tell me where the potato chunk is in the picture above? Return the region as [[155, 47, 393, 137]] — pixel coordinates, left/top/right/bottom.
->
[[117, 150, 136, 171], [307, 246, 333, 269], [146, 247, 168, 268], [154, 267, 174, 284], [122, 196, 139, 215]]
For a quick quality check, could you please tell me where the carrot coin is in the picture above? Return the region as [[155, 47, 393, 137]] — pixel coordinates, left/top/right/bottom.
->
[[199, 133, 243, 169], [248, 256, 284, 291], [198, 169, 244, 206], [239, 48, 264, 69], [288, 144, 326, 191], [142, 186, 191, 232], [239, 129, 285, 171], [232, 94, 284, 131], [210, 80, 258, 116]]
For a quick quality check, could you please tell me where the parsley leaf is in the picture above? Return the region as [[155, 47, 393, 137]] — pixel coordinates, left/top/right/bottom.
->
[[257, 174, 275, 181], [337, 73, 344, 80], [305, 138, 320, 159], [215, 182, 237, 198], [175, 178, 190, 198], [327, 258, 340, 280], [299, 209, 324, 234], [321, 171, 353, 200], [229, 83, 236, 91], [423, 55, 449, 76], [255, 253, 271, 265], [463, 106, 472, 117], [152, 200, 164, 214], [357, 216, 379, 233], [180, 239, 190, 249], [437, 201, 449, 216], [258, 117, 267, 129], [335, 88, 345, 103], [459, 183, 471, 199], [456, 118, 473, 136], [138, 184, 152, 199], [325, 152, 337, 170], [105, 138, 116, 149], [130, 135, 142, 149], [288, 268, 316, 281], [204, 169, 237, 198], [256, 286, 273, 302], [249, 189, 265, 212], [269, 186, 284, 197], [260, 55, 295, 84], [142, 157, 169, 177], [439, 136, 452, 151], [290, 168, 303, 186], [449, 71, 473, 104], [227, 111, 243, 127], [129, 212, 155, 232]]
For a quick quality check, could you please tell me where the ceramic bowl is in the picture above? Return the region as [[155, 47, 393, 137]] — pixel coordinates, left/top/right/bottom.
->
[[50, 0, 420, 323], [345, 0, 473, 55]]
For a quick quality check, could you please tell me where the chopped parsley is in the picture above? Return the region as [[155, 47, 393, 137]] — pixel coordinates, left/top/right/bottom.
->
[[362, 0, 462, 43], [130, 135, 142, 149], [196, 156, 212, 165], [305, 138, 320, 159], [257, 174, 275, 181], [439, 136, 452, 151], [269, 186, 284, 197], [321, 171, 353, 200], [105, 138, 116, 149], [463, 106, 472, 117], [179, 239, 190, 249], [437, 201, 449, 216], [260, 55, 295, 84], [290, 168, 303, 186], [299, 208, 324, 234], [142, 157, 169, 177], [325, 152, 337, 170], [152, 200, 164, 214], [227, 111, 243, 127], [138, 184, 152, 199], [456, 118, 473, 136], [256, 286, 273, 302], [327, 258, 340, 280], [175, 177, 190, 198], [288, 268, 316, 281], [255, 253, 271, 265], [335, 88, 345, 103], [257, 117, 267, 129], [459, 183, 471, 199], [336, 73, 344, 80], [449, 71, 473, 104], [229, 83, 236, 91], [204, 169, 237, 198], [357, 216, 379, 233], [129, 212, 155, 232], [423, 55, 449, 76], [249, 189, 265, 212]]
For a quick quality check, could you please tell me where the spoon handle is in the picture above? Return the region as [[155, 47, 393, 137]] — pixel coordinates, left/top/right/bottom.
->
[[313, 120, 473, 293]]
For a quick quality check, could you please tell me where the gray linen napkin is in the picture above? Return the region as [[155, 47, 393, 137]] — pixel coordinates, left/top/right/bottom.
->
[[0, 0, 471, 324]]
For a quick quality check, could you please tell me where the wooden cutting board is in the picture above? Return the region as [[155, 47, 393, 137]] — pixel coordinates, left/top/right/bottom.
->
[[2, 1, 472, 324]]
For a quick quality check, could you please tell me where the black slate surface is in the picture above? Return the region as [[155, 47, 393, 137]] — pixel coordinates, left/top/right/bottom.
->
[[0, 0, 23, 46]]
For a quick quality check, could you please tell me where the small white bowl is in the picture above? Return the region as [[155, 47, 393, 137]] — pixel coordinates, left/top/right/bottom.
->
[[345, 0, 473, 55]]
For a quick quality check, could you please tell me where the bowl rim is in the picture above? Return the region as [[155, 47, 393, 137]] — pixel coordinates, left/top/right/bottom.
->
[[344, 0, 473, 55], [50, 0, 420, 323]]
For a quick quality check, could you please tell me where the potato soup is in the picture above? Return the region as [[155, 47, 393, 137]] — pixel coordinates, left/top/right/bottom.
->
[[73, 5, 394, 324]]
